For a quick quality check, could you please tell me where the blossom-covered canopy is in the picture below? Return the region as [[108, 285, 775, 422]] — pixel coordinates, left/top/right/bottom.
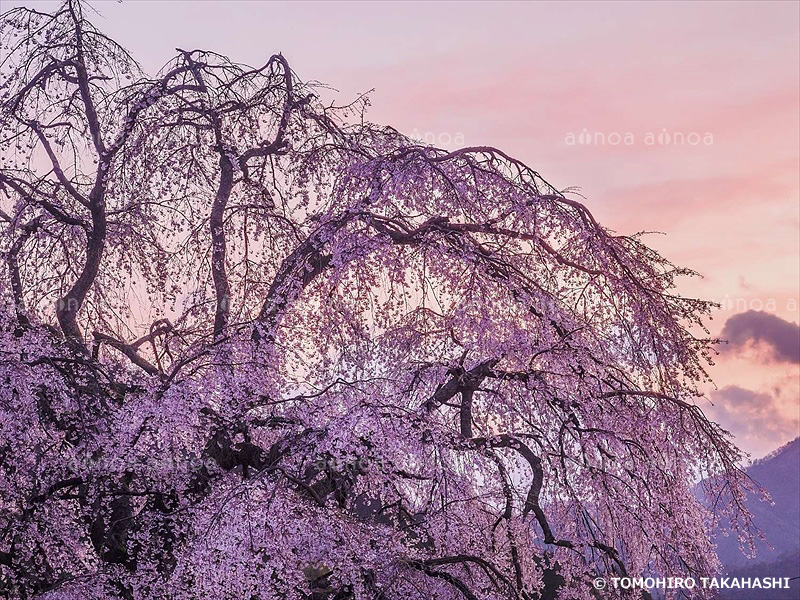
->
[[0, 2, 755, 599]]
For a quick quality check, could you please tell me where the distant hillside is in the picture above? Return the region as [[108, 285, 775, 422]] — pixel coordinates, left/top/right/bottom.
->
[[720, 550, 800, 600], [714, 437, 800, 568], [712, 437, 800, 599]]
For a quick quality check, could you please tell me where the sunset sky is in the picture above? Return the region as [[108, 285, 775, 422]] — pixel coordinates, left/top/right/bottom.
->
[[7, 0, 799, 458]]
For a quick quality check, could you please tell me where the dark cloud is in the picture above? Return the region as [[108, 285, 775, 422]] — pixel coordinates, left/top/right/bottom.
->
[[720, 311, 800, 364], [709, 385, 799, 442]]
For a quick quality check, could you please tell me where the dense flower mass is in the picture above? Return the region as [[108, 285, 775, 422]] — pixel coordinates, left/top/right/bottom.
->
[[0, 2, 758, 599]]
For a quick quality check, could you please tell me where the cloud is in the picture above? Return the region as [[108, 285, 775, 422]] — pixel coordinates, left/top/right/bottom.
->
[[720, 311, 800, 364], [708, 385, 799, 445]]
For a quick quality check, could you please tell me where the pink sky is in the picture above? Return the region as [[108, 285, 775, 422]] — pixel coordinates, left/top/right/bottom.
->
[[8, 0, 799, 458]]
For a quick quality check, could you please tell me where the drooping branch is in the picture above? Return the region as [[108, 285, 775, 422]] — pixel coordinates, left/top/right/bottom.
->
[[209, 149, 234, 337], [24, 119, 90, 207], [0, 174, 87, 227], [253, 215, 353, 343], [56, 188, 106, 349], [237, 53, 294, 179], [6, 216, 43, 325], [406, 560, 480, 600], [92, 331, 160, 376], [67, 0, 106, 155], [424, 358, 499, 414]]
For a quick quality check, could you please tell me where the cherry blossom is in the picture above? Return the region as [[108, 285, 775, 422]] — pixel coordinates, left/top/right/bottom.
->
[[0, 2, 758, 599]]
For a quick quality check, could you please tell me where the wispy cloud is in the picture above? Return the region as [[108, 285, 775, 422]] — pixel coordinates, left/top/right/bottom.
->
[[708, 385, 800, 454]]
